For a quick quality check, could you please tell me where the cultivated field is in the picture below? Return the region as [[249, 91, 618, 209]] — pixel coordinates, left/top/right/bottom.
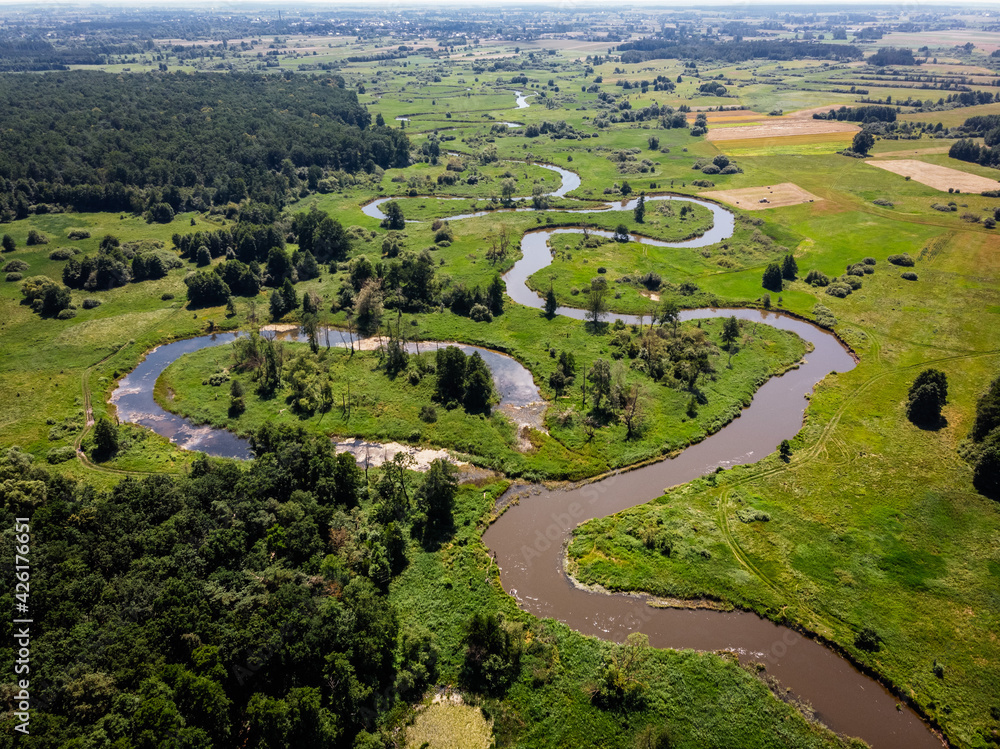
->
[[700, 182, 823, 210], [865, 159, 1000, 193]]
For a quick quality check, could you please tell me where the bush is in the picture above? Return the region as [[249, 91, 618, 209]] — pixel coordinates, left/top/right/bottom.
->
[[887, 253, 915, 267], [48, 248, 76, 261], [825, 282, 852, 298], [57, 308, 77, 320], [720, 164, 741, 174], [639, 271, 661, 290], [700, 164, 721, 175], [469, 304, 493, 323], [805, 268, 830, 286], [901, 271, 918, 281], [872, 198, 894, 207], [419, 405, 438, 423], [855, 627, 882, 652], [26, 229, 49, 245], [846, 263, 866, 276], [691, 179, 714, 187], [5, 272, 22, 282], [813, 303, 837, 329], [67, 229, 91, 240], [841, 275, 863, 290], [863, 257, 876, 265], [82, 298, 101, 309], [46, 446, 77, 464], [161, 292, 175, 300], [3, 259, 28, 273]]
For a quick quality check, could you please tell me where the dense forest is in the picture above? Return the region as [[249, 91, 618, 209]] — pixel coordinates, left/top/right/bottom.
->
[[616, 39, 863, 64], [0, 425, 451, 747], [0, 72, 410, 216]]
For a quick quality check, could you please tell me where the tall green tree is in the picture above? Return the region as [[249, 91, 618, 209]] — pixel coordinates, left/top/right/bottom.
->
[[544, 286, 558, 317], [781, 253, 798, 280], [907, 368, 947, 424], [586, 277, 609, 328], [762, 262, 783, 292], [92, 417, 119, 459], [464, 352, 494, 413]]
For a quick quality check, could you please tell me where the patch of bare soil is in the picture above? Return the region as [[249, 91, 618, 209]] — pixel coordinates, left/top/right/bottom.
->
[[333, 438, 468, 471]]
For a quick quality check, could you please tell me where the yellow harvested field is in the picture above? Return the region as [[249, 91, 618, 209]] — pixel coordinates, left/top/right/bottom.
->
[[700, 182, 823, 210], [707, 118, 857, 142], [864, 159, 1000, 193]]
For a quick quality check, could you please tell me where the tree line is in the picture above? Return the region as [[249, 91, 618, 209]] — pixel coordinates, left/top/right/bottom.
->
[[616, 39, 862, 64]]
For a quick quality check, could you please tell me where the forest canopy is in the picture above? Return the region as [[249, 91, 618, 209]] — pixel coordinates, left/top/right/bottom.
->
[[616, 39, 862, 64], [0, 71, 410, 216]]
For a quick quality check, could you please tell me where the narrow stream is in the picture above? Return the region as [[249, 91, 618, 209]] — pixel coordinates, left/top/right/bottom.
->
[[111, 163, 942, 748]]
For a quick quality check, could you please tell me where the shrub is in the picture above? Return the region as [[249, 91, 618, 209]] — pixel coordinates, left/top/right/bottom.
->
[[862, 257, 876, 265], [5, 272, 22, 282], [67, 229, 91, 240], [3, 259, 28, 273], [56, 308, 77, 320], [161, 292, 175, 300], [26, 229, 49, 245], [419, 405, 438, 423], [841, 275, 863, 290], [804, 269, 829, 287], [82, 298, 101, 309], [825, 282, 852, 298], [872, 198, 894, 207], [691, 179, 714, 187], [901, 271, 918, 281], [961, 212, 981, 223], [639, 271, 661, 290], [855, 627, 882, 652], [46, 446, 76, 464], [846, 263, 866, 277], [888, 253, 915, 267], [469, 304, 493, 323], [720, 164, 741, 174], [813, 303, 837, 329], [700, 164, 721, 175], [48, 248, 76, 261]]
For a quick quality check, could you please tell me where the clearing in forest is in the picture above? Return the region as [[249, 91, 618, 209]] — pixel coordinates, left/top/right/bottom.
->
[[865, 159, 1000, 193], [700, 182, 823, 210]]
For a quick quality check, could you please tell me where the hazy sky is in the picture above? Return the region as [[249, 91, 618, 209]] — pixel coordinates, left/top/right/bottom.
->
[[2, 0, 999, 6]]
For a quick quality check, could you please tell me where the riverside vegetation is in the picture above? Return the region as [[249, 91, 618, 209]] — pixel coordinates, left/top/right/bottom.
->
[[1, 6, 1000, 749]]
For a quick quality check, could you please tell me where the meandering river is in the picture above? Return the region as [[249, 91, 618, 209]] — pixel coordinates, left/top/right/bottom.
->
[[111, 165, 942, 748]]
